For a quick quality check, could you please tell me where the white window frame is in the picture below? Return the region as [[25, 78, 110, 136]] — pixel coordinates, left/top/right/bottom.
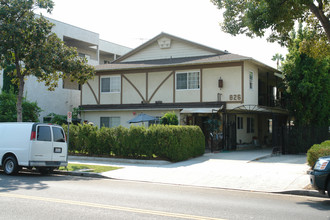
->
[[176, 71, 200, 90], [101, 76, 121, 93], [249, 71, 254, 90]]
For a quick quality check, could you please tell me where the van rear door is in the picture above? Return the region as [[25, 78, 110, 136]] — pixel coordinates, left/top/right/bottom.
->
[[31, 125, 53, 161], [51, 126, 67, 162]]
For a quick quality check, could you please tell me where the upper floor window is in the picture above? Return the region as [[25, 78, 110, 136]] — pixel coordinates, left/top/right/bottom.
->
[[249, 71, 254, 89], [176, 71, 200, 90], [101, 76, 121, 93]]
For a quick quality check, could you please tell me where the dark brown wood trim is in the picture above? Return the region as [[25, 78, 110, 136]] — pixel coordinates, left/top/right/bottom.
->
[[200, 69, 203, 102], [96, 62, 244, 76], [122, 74, 146, 102], [81, 101, 226, 111], [98, 75, 101, 104], [146, 72, 148, 102], [173, 71, 176, 103], [80, 84, 83, 106], [148, 71, 174, 103], [241, 62, 244, 104], [86, 81, 100, 105], [120, 73, 123, 104]]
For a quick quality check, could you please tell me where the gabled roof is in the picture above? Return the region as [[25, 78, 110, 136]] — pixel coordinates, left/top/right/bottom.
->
[[95, 32, 280, 74], [96, 53, 251, 72], [113, 32, 228, 63]]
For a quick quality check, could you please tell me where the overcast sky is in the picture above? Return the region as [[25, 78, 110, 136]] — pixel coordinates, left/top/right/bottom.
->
[[36, 0, 288, 68]]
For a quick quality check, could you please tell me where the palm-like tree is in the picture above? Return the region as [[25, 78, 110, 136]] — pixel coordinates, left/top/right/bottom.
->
[[272, 53, 284, 69]]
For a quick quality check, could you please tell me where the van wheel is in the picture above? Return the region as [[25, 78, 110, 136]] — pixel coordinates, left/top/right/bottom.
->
[[327, 180, 330, 198], [4, 156, 19, 175]]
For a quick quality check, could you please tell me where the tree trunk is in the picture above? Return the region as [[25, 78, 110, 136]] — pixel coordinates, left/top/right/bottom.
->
[[309, 3, 330, 42], [15, 61, 24, 122]]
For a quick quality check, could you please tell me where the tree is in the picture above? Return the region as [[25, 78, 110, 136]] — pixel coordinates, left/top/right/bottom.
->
[[211, 0, 330, 44], [0, 89, 42, 122], [0, 0, 95, 122], [160, 112, 179, 125], [282, 24, 330, 126], [272, 53, 284, 69]]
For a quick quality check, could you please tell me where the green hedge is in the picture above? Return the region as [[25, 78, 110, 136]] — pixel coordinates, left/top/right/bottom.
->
[[307, 140, 330, 167], [63, 124, 205, 162]]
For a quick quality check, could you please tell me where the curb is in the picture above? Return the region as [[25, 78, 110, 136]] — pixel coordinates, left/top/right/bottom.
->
[[68, 155, 171, 166], [277, 190, 329, 198], [53, 170, 106, 178]]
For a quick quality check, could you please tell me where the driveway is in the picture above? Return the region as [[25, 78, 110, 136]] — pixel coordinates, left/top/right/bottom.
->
[[69, 148, 311, 193]]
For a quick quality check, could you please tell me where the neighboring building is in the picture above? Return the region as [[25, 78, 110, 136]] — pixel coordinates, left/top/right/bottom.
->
[[80, 32, 288, 151], [0, 17, 131, 122]]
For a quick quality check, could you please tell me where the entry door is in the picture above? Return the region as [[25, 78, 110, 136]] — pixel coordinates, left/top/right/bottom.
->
[[225, 114, 237, 150]]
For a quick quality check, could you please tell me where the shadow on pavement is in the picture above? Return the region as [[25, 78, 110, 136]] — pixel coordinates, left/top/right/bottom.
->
[[0, 169, 99, 193], [297, 200, 330, 211], [253, 154, 307, 165]]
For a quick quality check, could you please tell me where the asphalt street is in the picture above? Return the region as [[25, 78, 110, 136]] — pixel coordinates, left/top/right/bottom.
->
[[0, 174, 329, 220]]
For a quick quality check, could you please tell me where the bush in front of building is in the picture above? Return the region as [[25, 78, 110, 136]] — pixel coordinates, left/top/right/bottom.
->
[[160, 112, 178, 125], [307, 140, 330, 167], [63, 123, 205, 162]]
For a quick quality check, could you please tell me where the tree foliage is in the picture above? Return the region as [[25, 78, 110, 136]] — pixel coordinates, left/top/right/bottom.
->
[[160, 112, 179, 125], [282, 24, 330, 126], [272, 53, 284, 69], [0, 89, 42, 122], [0, 0, 95, 122], [211, 0, 330, 45]]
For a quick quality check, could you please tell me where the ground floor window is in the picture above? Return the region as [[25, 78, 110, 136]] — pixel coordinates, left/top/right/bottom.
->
[[247, 117, 255, 133], [100, 117, 120, 128]]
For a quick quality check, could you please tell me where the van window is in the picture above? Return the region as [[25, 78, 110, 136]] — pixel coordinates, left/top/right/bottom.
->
[[37, 126, 51, 142], [53, 127, 65, 142]]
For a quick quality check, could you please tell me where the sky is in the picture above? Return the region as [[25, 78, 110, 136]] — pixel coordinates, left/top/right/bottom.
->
[[36, 0, 288, 68]]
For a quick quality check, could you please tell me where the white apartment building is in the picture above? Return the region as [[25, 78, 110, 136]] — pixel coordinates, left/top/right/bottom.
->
[[0, 17, 131, 121]]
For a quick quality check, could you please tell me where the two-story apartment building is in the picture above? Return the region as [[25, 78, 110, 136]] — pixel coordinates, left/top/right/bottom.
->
[[0, 17, 131, 122], [80, 33, 288, 151]]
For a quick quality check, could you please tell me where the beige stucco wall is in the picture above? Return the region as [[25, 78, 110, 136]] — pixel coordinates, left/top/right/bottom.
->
[[202, 66, 241, 102], [82, 109, 180, 128], [123, 40, 216, 62], [148, 71, 174, 103], [243, 61, 259, 105], [82, 77, 99, 105], [236, 114, 258, 144], [123, 73, 147, 104]]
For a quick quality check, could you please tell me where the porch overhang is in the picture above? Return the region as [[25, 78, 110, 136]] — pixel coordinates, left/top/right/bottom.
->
[[227, 105, 289, 115], [180, 108, 221, 114], [81, 102, 226, 112]]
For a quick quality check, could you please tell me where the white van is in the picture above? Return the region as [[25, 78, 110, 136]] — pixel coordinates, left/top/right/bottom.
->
[[0, 122, 68, 175]]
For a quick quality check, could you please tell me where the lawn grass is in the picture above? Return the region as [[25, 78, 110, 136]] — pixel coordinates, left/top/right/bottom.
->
[[59, 163, 122, 173]]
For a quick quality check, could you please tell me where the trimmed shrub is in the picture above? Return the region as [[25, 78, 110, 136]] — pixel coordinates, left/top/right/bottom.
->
[[307, 140, 330, 167], [64, 123, 205, 162]]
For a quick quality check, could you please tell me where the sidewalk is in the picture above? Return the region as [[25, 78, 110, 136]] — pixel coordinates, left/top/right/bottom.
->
[[67, 149, 326, 197]]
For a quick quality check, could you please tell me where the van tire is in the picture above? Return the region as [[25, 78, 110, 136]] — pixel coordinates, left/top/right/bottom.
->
[[4, 156, 19, 175]]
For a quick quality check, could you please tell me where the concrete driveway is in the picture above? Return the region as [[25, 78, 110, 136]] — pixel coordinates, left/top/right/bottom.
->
[[69, 148, 312, 194]]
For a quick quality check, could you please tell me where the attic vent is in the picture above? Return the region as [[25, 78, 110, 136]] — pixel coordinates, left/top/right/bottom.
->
[[157, 37, 171, 49]]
